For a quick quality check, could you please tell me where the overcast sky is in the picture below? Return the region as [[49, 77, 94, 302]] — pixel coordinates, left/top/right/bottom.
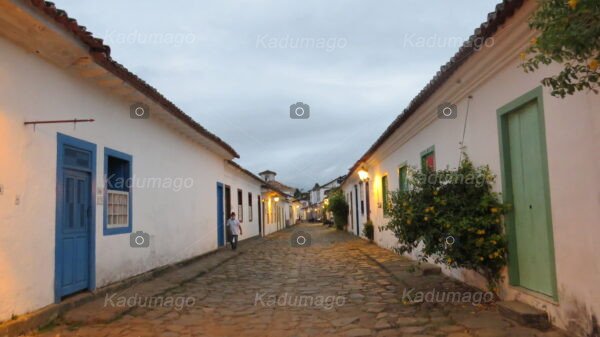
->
[[57, 0, 499, 190]]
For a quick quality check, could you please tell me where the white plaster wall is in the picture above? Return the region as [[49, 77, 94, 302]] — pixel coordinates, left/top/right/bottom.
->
[[223, 166, 262, 240], [342, 177, 369, 236], [355, 55, 600, 332], [0, 37, 230, 320], [261, 195, 290, 236]]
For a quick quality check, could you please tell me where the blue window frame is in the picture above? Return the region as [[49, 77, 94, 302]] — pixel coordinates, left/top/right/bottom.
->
[[103, 147, 133, 235]]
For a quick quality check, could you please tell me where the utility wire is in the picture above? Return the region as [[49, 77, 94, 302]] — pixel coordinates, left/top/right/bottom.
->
[[459, 95, 473, 164]]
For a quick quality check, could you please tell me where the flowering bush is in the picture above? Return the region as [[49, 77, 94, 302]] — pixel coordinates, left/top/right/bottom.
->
[[520, 0, 600, 97], [384, 154, 509, 290]]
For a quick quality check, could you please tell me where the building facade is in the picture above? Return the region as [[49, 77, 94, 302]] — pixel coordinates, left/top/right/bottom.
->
[[341, 0, 599, 334], [0, 1, 282, 322]]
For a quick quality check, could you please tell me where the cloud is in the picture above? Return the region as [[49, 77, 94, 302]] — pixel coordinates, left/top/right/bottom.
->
[[56, 0, 499, 189]]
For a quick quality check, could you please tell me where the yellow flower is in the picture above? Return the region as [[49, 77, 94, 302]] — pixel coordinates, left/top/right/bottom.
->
[[479, 257, 484, 261], [520, 52, 527, 61], [477, 229, 486, 235], [407, 219, 412, 225], [589, 59, 599, 71], [568, 0, 577, 10], [490, 207, 499, 213], [447, 258, 453, 263], [433, 191, 438, 196], [491, 240, 497, 245], [495, 218, 501, 224], [530, 37, 537, 45], [424, 216, 429, 221]]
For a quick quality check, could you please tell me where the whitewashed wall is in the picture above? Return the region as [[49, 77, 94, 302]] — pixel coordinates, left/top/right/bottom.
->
[[0, 36, 232, 321], [342, 176, 369, 236], [342, 30, 600, 334], [223, 165, 263, 240], [261, 195, 290, 236]]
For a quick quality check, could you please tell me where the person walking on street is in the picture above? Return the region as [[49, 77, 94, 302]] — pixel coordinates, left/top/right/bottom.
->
[[227, 212, 242, 250]]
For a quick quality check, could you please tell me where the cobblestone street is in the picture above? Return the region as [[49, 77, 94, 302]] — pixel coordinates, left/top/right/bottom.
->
[[32, 224, 566, 337]]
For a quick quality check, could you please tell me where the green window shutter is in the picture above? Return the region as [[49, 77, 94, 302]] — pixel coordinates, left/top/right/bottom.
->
[[399, 166, 408, 192], [382, 175, 389, 215]]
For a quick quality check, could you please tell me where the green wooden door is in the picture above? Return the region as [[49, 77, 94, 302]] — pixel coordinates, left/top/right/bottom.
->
[[506, 101, 555, 297]]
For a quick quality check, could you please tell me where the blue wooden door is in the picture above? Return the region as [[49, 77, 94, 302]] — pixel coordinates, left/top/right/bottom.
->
[[59, 169, 91, 296], [217, 183, 225, 246], [56, 134, 96, 301]]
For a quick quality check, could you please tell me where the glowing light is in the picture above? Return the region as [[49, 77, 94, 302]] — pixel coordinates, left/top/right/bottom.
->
[[358, 168, 369, 182]]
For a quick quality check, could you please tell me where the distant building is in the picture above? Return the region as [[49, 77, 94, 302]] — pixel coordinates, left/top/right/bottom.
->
[[257, 170, 296, 232], [308, 176, 346, 221]]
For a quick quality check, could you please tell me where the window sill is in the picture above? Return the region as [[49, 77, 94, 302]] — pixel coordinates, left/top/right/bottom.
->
[[103, 226, 132, 236]]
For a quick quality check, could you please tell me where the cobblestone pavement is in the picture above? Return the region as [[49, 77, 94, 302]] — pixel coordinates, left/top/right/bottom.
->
[[33, 223, 567, 337]]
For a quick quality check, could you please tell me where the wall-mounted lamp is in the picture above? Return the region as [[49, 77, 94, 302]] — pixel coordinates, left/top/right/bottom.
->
[[273, 196, 280, 202], [358, 168, 369, 182]]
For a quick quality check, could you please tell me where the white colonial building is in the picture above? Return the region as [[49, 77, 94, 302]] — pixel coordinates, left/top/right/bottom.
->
[[341, 0, 599, 334], [257, 170, 294, 235], [308, 176, 345, 221], [0, 0, 285, 323]]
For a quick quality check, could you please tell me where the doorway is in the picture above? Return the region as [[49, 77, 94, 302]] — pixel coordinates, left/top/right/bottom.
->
[[217, 183, 225, 246], [224, 185, 231, 244], [257, 195, 262, 236], [354, 185, 360, 236], [55, 134, 96, 301], [498, 87, 558, 299]]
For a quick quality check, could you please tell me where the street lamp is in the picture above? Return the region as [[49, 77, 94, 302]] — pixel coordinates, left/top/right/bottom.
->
[[358, 168, 369, 182]]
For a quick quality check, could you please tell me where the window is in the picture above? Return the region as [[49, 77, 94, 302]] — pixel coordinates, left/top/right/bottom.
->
[[248, 192, 253, 221], [421, 146, 436, 171], [360, 184, 365, 215], [399, 165, 408, 192], [104, 148, 132, 235], [382, 175, 390, 216], [237, 189, 243, 222], [349, 191, 354, 228]]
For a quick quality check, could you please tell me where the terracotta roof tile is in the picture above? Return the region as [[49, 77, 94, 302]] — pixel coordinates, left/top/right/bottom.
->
[[343, 0, 524, 183], [29, 0, 239, 158]]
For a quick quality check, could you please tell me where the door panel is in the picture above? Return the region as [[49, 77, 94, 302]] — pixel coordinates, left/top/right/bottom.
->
[[257, 195, 262, 236], [217, 184, 225, 246], [354, 185, 360, 236], [59, 169, 91, 296], [506, 101, 555, 296]]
